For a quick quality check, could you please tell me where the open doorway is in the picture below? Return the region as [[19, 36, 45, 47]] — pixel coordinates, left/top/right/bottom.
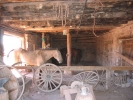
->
[[3, 33, 22, 65]]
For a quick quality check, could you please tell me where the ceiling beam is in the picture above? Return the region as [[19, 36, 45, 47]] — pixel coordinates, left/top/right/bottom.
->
[[24, 26, 115, 32], [2, 11, 129, 21], [1, 0, 132, 3]]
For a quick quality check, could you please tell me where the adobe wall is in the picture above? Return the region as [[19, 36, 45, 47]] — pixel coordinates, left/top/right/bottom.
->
[[26, 33, 42, 51], [96, 21, 133, 66]]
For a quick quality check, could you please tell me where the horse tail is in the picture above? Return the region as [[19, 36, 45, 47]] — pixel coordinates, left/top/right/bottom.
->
[[7, 49, 15, 58]]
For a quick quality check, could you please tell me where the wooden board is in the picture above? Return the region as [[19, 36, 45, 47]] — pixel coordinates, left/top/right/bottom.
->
[[13, 65, 132, 71]]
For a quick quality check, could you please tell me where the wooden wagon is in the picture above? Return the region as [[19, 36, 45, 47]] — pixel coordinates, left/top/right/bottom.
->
[[12, 63, 133, 93]]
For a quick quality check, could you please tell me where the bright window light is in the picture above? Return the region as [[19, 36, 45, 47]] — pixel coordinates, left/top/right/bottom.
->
[[3, 34, 21, 65]]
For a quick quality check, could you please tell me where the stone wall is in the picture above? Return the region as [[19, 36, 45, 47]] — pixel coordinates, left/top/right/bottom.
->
[[26, 33, 42, 50], [96, 21, 133, 66]]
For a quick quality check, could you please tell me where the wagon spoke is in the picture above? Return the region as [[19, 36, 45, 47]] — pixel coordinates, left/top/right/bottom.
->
[[85, 72, 93, 79], [36, 79, 43, 82], [87, 78, 98, 82], [44, 67, 49, 74], [87, 76, 98, 81], [48, 82, 52, 90], [38, 80, 44, 87], [52, 73, 61, 77], [42, 81, 48, 90], [73, 75, 82, 81], [78, 74, 83, 81], [52, 77, 61, 80], [87, 81, 97, 85], [75, 74, 83, 81], [40, 68, 47, 74], [51, 69, 58, 75], [85, 72, 94, 80], [50, 80, 57, 88], [82, 72, 86, 80], [51, 79, 60, 84], [69, 71, 99, 87]]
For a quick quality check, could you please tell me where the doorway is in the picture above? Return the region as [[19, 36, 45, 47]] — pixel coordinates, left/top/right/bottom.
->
[[3, 34, 22, 65]]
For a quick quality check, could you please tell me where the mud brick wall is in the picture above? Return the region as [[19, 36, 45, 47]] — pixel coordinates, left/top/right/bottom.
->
[[51, 35, 96, 62], [122, 40, 133, 56], [96, 21, 133, 66], [26, 33, 42, 51]]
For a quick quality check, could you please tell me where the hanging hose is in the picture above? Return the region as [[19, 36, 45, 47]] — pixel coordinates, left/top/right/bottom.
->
[[61, 5, 64, 26], [92, 0, 104, 37], [76, 0, 88, 34], [75, 0, 88, 42], [93, 8, 99, 37]]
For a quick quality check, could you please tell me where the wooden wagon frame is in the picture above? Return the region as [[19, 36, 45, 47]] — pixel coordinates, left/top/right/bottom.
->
[[12, 63, 132, 93]]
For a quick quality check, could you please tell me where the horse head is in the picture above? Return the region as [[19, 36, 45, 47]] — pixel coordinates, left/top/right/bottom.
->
[[53, 49, 63, 64]]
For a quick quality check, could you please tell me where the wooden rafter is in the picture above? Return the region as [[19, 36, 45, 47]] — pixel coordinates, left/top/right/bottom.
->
[[24, 26, 114, 32]]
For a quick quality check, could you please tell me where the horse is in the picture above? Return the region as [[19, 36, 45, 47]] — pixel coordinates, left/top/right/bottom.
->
[[60, 48, 82, 64], [8, 48, 63, 66]]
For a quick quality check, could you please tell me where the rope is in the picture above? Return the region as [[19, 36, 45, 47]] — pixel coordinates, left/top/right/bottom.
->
[[92, 0, 104, 37]]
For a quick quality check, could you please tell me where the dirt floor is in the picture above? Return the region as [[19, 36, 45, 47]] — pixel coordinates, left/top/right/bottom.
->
[[19, 62, 133, 100], [21, 72, 133, 100], [22, 84, 133, 100]]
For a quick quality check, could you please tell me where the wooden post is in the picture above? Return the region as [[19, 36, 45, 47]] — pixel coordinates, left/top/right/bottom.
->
[[118, 40, 123, 66], [24, 34, 28, 50], [67, 30, 71, 66], [64, 29, 72, 74], [0, 28, 4, 57], [106, 69, 111, 89], [23, 33, 26, 49], [42, 33, 46, 49], [0, 28, 4, 45]]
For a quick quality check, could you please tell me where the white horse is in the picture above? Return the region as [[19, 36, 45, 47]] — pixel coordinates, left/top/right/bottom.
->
[[8, 48, 63, 66]]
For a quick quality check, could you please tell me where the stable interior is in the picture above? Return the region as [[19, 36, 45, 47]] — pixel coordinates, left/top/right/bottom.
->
[[0, 0, 133, 100]]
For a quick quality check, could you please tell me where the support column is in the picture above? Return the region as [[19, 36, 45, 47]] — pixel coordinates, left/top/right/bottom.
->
[[64, 29, 72, 74], [0, 28, 4, 57], [67, 30, 71, 66], [24, 34, 28, 50], [0, 28, 4, 44], [42, 33, 46, 49]]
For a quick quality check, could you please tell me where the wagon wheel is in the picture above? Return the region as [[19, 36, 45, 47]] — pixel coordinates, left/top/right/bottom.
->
[[69, 71, 99, 87], [34, 63, 62, 92], [10, 66, 25, 100], [94, 68, 107, 92]]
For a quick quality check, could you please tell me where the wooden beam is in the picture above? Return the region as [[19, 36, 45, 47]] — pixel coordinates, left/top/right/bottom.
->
[[116, 52, 133, 66], [12, 66, 132, 71], [67, 29, 71, 66], [119, 38, 133, 41], [24, 26, 114, 32], [2, 12, 127, 19], [1, 0, 130, 3], [0, 23, 25, 37]]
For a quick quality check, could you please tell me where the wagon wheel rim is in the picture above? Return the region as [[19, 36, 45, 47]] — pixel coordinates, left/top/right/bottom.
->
[[69, 71, 99, 87], [34, 63, 62, 92], [12, 62, 27, 66], [10, 66, 25, 100], [94, 67, 110, 92]]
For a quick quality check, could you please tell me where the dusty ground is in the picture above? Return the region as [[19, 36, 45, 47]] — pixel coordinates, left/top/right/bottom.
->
[[22, 84, 133, 100], [20, 62, 133, 100]]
